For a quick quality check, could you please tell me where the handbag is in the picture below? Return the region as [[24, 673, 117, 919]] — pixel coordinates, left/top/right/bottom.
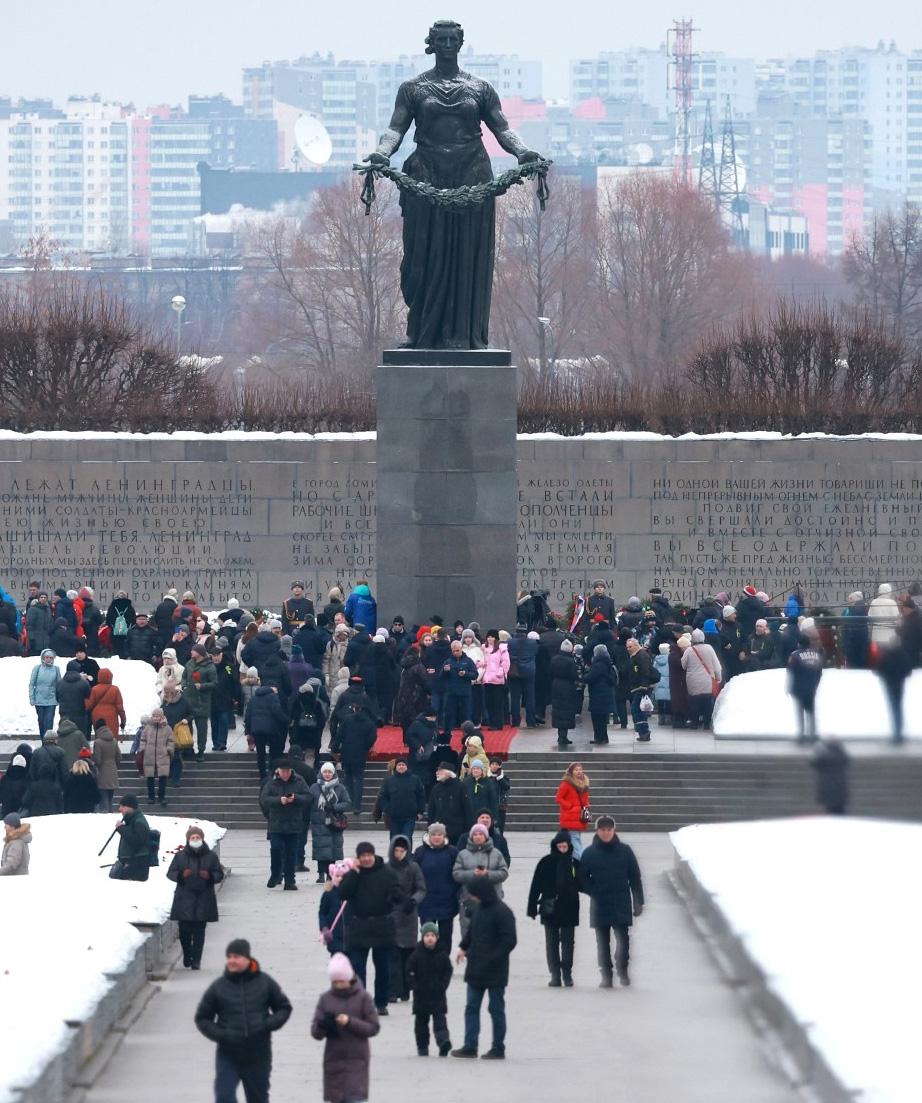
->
[[173, 719, 194, 750], [579, 804, 592, 823], [692, 646, 721, 697], [507, 659, 521, 679], [538, 896, 557, 920], [325, 812, 348, 831]]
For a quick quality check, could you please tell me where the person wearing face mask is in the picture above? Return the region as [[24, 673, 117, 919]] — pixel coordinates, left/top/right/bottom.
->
[[167, 824, 225, 970]]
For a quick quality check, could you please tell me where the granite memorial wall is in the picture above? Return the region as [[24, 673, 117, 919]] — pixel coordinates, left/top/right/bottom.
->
[[1, 435, 921, 610]]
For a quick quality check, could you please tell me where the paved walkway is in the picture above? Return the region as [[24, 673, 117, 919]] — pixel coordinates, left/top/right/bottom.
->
[[82, 830, 796, 1103]]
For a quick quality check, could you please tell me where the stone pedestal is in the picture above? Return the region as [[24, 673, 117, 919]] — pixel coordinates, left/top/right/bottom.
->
[[376, 349, 517, 627]]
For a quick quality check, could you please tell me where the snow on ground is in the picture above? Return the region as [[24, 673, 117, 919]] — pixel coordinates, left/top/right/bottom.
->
[[712, 667, 922, 739], [0, 813, 224, 1103], [672, 818, 921, 1103], [0, 656, 159, 738]]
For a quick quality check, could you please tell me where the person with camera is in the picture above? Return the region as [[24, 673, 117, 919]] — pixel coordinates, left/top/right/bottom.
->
[[527, 830, 580, 987], [196, 938, 292, 1103], [311, 952, 379, 1103]]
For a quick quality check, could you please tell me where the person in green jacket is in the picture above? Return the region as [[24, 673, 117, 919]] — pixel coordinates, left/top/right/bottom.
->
[[182, 643, 218, 762], [111, 794, 151, 881]]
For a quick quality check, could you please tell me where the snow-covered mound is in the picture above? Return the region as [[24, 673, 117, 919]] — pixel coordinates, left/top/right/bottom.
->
[[0, 813, 224, 1102], [0, 656, 159, 738], [672, 818, 921, 1103], [712, 667, 922, 739]]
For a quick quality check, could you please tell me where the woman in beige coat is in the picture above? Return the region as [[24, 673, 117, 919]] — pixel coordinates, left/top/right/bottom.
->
[[140, 707, 174, 808], [681, 629, 722, 731], [92, 721, 122, 812]]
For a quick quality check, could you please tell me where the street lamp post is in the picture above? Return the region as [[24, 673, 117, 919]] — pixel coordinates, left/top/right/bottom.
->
[[170, 294, 186, 357]]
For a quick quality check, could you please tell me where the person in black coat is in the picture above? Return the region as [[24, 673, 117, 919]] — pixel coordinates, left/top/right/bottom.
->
[[404, 709, 439, 794], [735, 586, 765, 640], [330, 697, 378, 815], [371, 636, 398, 726], [0, 623, 19, 657], [426, 765, 473, 846], [259, 760, 311, 890], [244, 685, 289, 780], [195, 938, 292, 1101], [57, 660, 91, 735], [586, 582, 616, 626], [125, 613, 159, 664], [407, 923, 453, 1056], [578, 815, 644, 987], [292, 615, 329, 671], [289, 682, 326, 765], [168, 825, 225, 968], [287, 744, 318, 872], [0, 754, 29, 817], [535, 626, 567, 722], [810, 738, 849, 815], [718, 608, 745, 680], [48, 617, 80, 658], [625, 638, 656, 742], [527, 830, 580, 987], [376, 758, 426, 841], [152, 592, 179, 650], [549, 641, 579, 749], [344, 628, 377, 696], [585, 645, 617, 745], [63, 759, 100, 813], [787, 634, 825, 743], [693, 596, 723, 630], [452, 878, 517, 1059], [105, 593, 136, 659], [339, 841, 403, 1013], [72, 644, 100, 686], [748, 620, 779, 671]]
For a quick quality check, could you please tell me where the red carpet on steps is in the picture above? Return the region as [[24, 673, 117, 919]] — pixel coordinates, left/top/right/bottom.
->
[[370, 725, 518, 761]]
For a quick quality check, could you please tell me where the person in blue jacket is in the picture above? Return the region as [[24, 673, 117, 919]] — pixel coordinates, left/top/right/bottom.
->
[[29, 649, 61, 735], [344, 582, 377, 634]]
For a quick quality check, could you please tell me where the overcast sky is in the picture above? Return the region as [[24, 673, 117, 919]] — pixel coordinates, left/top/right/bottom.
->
[[3, 0, 919, 107]]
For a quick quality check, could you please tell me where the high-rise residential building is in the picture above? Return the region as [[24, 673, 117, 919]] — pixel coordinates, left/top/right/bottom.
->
[[569, 49, 756, 118], [739, 100, 869, 255], [0, 98, 131, 255]]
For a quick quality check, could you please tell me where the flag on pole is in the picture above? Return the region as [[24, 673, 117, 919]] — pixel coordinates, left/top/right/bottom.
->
[[569, 593, 585, 633]]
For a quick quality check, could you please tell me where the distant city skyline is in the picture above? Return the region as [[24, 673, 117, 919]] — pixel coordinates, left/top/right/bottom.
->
[[2, 0, 920, 108]]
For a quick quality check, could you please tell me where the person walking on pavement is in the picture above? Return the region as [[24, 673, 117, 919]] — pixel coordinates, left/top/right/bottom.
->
[[578, 815, 644, 988], [450, 878, 517, 1061], [330, 692, 378, 817], [195, 938, 292, 1103], [555, 762, 591, 857], [527, 830, 580, 987], [407, 922, 453, 1057], [259, 757, 311, 890], [426, 763, 473, 846], [311, 952, 380, 1103], [413, 824, 460, 952], [387, 834, 427, 1002], [168, 824, 224, 969], [339, 841, 403, 1015]]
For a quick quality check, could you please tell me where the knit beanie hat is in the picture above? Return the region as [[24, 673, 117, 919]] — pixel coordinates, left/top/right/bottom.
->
[[355, 841, 375, 857], [421, 922, 439, 938], [227, 598, 240, 609], [226, 938, 251, 959], [4, 813, 21, 828], [328, 952, 355, 983], [659, 643, 670, 654], [560, 639, 574, 652], [191, 643, 207, 657], [595, 815, 616, 830], [722, 605, 736, 619], [186, 824, 205, 841]]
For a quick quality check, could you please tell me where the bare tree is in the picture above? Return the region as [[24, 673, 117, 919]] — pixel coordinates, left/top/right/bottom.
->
[[843, 202, 922, 339], [493, 176, 594, 382], [238, 178, 403, 378], [592, 173, 749, 378], [0, 280, 214, 431]]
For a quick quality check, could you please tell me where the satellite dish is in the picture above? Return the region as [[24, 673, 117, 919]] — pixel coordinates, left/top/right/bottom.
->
[[628, 143, 655, 166], [294, 115, 333, 166]]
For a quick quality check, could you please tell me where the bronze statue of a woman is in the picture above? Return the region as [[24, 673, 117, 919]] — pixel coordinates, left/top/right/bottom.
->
[[363, 19, 546, 351]]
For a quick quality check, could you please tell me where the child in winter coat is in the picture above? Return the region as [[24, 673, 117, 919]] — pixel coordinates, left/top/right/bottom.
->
[[406, 922, 453, 1056], [311, 953, 380, 1103], [653, 643, 671, 724], [319, 858, 355, 954]]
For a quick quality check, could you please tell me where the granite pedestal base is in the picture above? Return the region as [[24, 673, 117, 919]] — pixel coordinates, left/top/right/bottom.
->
[[376, 350, 517, 627]]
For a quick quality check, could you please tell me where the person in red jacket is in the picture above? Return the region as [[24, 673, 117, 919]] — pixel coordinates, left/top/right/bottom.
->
[[555, 762, 590, 857]]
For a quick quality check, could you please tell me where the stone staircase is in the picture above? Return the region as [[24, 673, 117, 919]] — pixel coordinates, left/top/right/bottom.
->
[[101, 752, 922, 832]]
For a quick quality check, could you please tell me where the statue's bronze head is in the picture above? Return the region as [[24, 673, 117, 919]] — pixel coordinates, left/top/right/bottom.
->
[[425, 19, 464, 55]]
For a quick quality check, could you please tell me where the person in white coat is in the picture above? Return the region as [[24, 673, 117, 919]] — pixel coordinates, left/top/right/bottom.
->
[[681, 629, 722, 730], [868, 583, 900, 647]]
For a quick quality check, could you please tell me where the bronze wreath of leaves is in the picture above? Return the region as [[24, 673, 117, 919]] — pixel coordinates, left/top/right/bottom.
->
[[353, 157, 552, 216]]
